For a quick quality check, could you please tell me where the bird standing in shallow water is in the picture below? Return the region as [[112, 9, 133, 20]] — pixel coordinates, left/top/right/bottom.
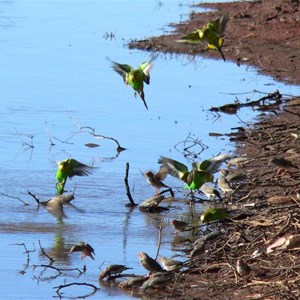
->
[[108, 58, 153, 110], [55, 158, 94, 195], [99, 264, 133, 280]]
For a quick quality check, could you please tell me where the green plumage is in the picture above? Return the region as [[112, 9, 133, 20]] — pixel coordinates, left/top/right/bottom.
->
[[55, 159, 93, 195], [192, 154, 229, 174], [158, 156, 214, 190], [177, 14, 229, 61], [109, 58, 152, 110], [200, 206, 228, 224]]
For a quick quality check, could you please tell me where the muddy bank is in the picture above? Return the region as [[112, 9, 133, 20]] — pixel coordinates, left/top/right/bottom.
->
[[124, 1, 300, 299], [129, 0, 300, 85]]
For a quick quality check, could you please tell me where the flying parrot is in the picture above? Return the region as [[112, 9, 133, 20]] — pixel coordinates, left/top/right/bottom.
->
[[158, 156, 214, 190], [55, 159, 94, 195], [108, 57, 153, 110], [177, 14, 229, 61]]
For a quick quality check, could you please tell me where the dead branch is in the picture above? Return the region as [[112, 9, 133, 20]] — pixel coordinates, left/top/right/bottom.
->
[[1, 192, 29, 205], [174, 132, 208, 159], [80, 126, 126, 153], [54, 282, 99, 298], [33, 264, 83, 276], [27, 190, 40, 205], [124, 162, 137, 206]]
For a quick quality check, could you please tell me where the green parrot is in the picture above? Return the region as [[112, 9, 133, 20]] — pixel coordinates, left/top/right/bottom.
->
[[200, 206, 228, 224], [192, 154, 229, 174], [158, 156, 214, 190], [108, 57, 153, 110], [55, 159, 94, 195], [177, 14, 229, 61]]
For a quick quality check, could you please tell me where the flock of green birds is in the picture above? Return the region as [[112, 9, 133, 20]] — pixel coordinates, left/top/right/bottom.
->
[[53, 14, 231, 207], [53, 14, 235, 281], [105, 14, 229, 110]]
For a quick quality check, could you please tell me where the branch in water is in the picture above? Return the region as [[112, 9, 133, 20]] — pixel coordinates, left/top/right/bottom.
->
[[124, 162, 137, 207], [80, 126, 126, 153]]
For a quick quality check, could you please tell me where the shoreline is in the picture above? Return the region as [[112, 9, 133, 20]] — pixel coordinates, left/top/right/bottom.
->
[[129, 0, 300, 85], [126, 1, 300, 298]]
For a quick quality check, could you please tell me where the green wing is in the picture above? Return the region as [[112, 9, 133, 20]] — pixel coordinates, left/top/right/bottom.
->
[[68, 159, 93, 178], [177, 30, 203, 44], [108, 57, 133, 84], [193, 154, 229, 174], [158, 156, 189, 181], [139, 61, 152, 85]]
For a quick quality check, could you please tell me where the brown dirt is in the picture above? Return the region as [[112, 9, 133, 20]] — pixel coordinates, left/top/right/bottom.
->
[[126, 1, 300, 299], [129, 0, 300, 85]]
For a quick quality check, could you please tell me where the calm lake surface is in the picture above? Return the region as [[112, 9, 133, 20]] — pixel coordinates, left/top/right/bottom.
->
[[0, 1, 299, 299]]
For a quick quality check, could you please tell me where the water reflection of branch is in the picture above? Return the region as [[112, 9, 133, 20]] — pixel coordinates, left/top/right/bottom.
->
[[174, 132, 208, 160], [13, 242, 36, 274], [33, 240, 84, 282], [122, 206, 136, 257], [1, 192, 29, 205], [54, 282, 99, 298], [38, 240, 55, 264], [154, 221, 164, 261]]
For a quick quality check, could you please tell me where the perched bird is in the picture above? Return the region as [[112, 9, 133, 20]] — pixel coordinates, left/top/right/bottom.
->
[[160, 257, 183, 271], [190, 240, 205, 258], [141, 272, 173, 290], [139, 195, 165, 209], [108, 57, 152, 110], [200, 183, 222, 200], [158, 156, 214, 190], [119, 276, 147, 289], [236, 259, 251, 277], [138, 252, 165, 273], [269, 157, 299, 175], [219, 168, 244, 183], [192, 154, 229, 174], [227, 157, 253, 168], [171, 219, 190, 232], [70, 242, 95, 260], [200, 206, 228, 224], [177, 14, 229, 61], [56, 159, 94, 195], [144, 165, 169, 194], [217, 174, 233, 194], [99, 264, 133, 280]]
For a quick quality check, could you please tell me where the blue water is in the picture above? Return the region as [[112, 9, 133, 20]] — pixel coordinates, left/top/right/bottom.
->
[[0, 1, 299, 299]]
